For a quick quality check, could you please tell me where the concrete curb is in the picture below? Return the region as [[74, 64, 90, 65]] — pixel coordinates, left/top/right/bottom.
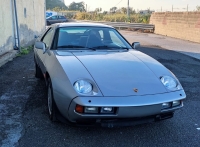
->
[[0, 50, 18, 67]]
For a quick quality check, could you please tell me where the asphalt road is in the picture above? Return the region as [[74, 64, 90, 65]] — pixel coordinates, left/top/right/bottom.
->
[[0, 45, 200, 147]]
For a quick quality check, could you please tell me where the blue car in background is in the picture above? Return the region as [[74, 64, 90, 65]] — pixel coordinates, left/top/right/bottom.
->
[[46, 15, 68, 26]]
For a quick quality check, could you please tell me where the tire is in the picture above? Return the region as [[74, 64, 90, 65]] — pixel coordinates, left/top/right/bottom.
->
[[47, 78, 58, 122], [35, 62, 43, 79]]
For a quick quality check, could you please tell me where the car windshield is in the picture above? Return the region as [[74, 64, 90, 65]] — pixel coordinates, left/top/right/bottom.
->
[[56, 27, 132, 50]]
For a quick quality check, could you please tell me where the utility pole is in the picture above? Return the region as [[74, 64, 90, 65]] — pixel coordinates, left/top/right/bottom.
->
[[127, 0, 130, 22]]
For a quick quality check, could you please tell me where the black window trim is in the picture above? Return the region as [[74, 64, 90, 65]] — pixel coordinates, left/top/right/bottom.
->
[[40, 27, 51, 39], [40, 27, 55, 49], [51, 28, 59, 50]]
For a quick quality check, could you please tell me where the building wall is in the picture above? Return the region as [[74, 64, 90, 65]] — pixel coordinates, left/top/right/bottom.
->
[[0, 0, 13, 56], [16, 0, 46, 46], [0, 0, 46, 66], [150, 12, 200, 43]]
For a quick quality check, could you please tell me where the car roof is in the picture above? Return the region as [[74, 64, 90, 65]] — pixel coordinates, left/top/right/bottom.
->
[[52, 22, 114, 29]]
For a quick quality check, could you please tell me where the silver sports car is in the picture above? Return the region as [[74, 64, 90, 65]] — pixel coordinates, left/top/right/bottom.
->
[[34, 23, 186, 127]]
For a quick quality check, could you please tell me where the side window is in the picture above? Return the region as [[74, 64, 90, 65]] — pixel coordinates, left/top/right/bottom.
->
[[41, 28, 54, 48], [61, 16, 65, 19], [109, 30, 124, 46], [51, 15, 57, 20], [98, 30, 103, 39]]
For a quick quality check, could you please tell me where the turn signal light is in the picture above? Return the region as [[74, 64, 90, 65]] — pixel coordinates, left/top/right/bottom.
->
[[75, 105, 84, 113]]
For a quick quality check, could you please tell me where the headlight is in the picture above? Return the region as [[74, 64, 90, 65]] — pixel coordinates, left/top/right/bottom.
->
[[74, 80, 92, 94], [161, 76, 178, 90]]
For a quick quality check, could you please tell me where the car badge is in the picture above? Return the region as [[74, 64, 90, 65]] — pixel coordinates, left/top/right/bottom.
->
[[133, 88, 138, 93]]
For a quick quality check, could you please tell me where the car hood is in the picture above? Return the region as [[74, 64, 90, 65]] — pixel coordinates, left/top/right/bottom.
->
[[58, 50, 169, 97]]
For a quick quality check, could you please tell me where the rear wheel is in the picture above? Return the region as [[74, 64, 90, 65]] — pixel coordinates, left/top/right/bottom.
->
[[47, 78, 57, 122]]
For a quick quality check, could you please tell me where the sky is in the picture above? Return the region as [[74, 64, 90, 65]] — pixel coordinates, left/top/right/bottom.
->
[[64, 0, 199, 12]]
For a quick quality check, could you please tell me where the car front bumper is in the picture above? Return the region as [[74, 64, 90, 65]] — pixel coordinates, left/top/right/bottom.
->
[[66, 90, 186, 126]]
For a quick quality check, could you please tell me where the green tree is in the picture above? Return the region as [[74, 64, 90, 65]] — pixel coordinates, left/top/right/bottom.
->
[[121, 7, 127, 14], [52, 7, 61, 12], [46, 0, 68, 10], [68, 2, 85, 11], [103, 11, 108, 15], [197, 5, 200, 11], [129, 7, 136, 14], [95, 8, 102, 13], [110, 7, 117, 13]]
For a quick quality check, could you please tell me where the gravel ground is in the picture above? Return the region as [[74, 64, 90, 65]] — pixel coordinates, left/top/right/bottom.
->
[[0, 33, 200, 147]]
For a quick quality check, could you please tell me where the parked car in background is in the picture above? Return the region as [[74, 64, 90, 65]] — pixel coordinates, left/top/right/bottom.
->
[[34, 23, 186, 127], [46, 11, 57, 18], [46, 15, 68, 25]]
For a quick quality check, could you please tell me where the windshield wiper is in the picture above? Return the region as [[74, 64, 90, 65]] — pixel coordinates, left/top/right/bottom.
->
[[57, 45, 96, 51], [57, 45, 129, 51], [87, 45, 114, 50], [88, 45, 129, 51], [57, 45, 85, 49], [119, 47, 129, 50]]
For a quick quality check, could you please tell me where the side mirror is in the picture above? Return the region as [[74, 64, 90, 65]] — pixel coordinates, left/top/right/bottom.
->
[[35, 41, 46, 54], [132, 42, 140, 49]]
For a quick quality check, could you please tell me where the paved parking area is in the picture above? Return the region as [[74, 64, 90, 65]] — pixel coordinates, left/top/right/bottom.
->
[[121, 30, 200, 60], [0, 31, 200, 147]]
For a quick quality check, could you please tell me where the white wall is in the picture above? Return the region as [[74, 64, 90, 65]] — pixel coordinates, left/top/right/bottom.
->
[[16, 0, 46, 46], [0, 0, 46, 57], [0, 0, 13, 56]]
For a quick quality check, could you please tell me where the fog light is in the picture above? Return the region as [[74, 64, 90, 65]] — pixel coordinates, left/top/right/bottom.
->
[[101, 107, 114, 113], [84, 107, 99, 113], [162, 102, 171, 109], [172, 100, 181, 107]]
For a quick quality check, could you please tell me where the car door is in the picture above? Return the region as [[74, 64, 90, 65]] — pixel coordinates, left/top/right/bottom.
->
[[49, 15, 58, 24], [36, 27, 55, 73], [58, 15, 66, 23]]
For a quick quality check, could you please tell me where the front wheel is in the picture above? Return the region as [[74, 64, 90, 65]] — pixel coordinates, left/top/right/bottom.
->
[[47, 79, 57, 122]]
